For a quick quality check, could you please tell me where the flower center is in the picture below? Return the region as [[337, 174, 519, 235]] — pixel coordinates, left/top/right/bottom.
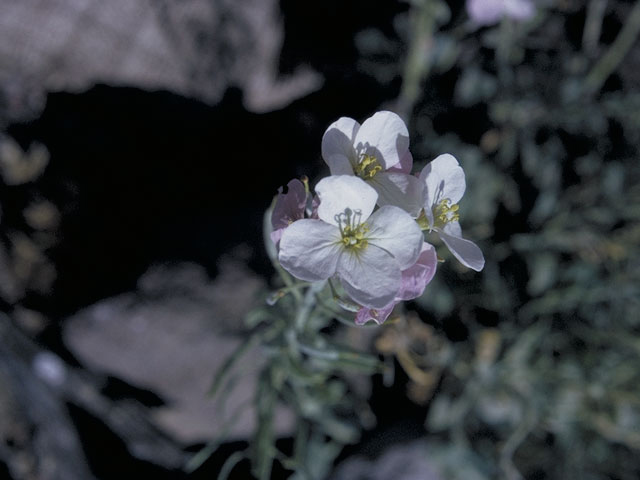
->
[[335, 208, 369, 250], [432, 198, 460, 229], [355, 154, 383, 180]]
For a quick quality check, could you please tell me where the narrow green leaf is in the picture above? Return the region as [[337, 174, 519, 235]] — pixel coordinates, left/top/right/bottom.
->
[[218, 451, 246, 480], [208, 332, 262, 397]]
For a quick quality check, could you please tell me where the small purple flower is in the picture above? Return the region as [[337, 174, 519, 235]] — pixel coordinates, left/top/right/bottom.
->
[[466, 0, 535, 26], [271, 178, 307, 245]]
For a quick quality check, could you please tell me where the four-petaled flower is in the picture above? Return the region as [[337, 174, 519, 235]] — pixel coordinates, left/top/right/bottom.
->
[[321, 111, 425, 217], [418, 154, 485, 272], [278, 175, 424, 309]]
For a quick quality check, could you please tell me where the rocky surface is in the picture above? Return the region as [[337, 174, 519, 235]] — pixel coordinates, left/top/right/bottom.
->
[[62, 257, 294, 445], [331, 439, 442, 480], [0, 0, 321, 126]]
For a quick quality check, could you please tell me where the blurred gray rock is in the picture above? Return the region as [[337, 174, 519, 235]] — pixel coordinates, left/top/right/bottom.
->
[[63, 257, 294, 444], [0, 318, 98, 480], [0, 0, 322, 124], [331, 439, 442, 480]]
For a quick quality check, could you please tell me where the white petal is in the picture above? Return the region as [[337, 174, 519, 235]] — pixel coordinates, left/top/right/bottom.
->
[[369, 172, 425, 218], [316, 175, 378, 226], [366, 205, 423, 270], [504, 0, 535, 20], [338, 245, 401, 309], [467, 0, 504, 25], [325, 153, 355, 176], [423, 206, 435, 230], [279, 219, 343, 281], [321, 117, 359, 164], [353, 111, 409, 170], [438, 224, 485, 271], [419, 153, 466, 206], [388, 150, 413, 173], [443, 220, 462, 237]]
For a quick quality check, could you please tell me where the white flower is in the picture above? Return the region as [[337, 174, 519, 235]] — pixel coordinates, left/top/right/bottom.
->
[[278, 175, 424, 309], [321, 111, 425, 217], [419, 154, 485, 272], [466, 0, 535, 26]]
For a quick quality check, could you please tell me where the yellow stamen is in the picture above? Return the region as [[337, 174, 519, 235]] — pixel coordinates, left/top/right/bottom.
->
[[355, 154, 383, 180], [341, 222, 369, 250], [335, 208, 369, 251], [416, 209, 430, 231], [432, 198, 460, 229]]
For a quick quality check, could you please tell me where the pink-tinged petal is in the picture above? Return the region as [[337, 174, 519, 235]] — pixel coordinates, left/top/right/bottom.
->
[[398, 242, 438, 300], [279, 219, 343, 281], [310, 195, 320, 219], [354, 111, 409, 170], [355, 303, 396, 325], [387, 150, 413, 173], [271, 179, 307, 230], [370, 172, 425, 218], [419, 153, 466, 206], [321, 117, 360, 164], [337, 245, 401, 309], [316, 175, 378, 226], [270, 227, 284, 246], [325, 153, 355, 176], [438, 223, 485, 272], [366, 205, 423, 270]]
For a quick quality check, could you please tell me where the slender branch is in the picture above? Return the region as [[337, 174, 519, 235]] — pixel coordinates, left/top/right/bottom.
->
[[294, 281, 325, 332], [582, 0, 608, 56], [584, 0, 640, 94]]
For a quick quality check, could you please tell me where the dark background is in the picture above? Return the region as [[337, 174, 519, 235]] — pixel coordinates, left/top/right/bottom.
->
[[2, 0, 640, 479]]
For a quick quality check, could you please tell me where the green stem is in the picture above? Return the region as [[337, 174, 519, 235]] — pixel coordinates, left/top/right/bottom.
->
[[584, 0, 640, 95], [266, 282, 310, 306], [298, 343, 340, 361], [396, 0, 437, 122], [496, 17, 515, 86], [582, 0, 608, 56], [294, 281, 325, 332], [276, 265, 303, 304]]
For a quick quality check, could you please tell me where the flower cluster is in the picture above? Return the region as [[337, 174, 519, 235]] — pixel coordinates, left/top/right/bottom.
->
[[271, 111, 484, 325]]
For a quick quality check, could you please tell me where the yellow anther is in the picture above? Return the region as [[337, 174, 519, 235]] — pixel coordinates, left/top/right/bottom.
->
[[355, 154, 383, 180], [432, 198, 460, 229], [301, 175, 310, 195], [340, 222, 369, 250], [336, 208, 369, 250]]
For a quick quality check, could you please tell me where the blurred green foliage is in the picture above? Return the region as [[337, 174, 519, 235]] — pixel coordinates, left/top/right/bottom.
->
[[358, 0, 640, 478], [189, 213, 385, 480], [207, 1, 640, 479]]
